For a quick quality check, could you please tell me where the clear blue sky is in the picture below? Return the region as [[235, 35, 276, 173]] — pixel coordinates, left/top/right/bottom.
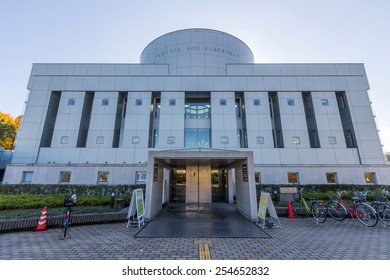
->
[[1, 0, 390, 152]]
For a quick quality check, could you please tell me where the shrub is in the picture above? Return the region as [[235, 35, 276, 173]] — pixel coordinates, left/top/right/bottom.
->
[[0, 184, 145, 196]]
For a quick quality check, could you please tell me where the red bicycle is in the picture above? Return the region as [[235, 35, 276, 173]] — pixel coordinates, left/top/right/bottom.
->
[[326, 191, 378, 227]]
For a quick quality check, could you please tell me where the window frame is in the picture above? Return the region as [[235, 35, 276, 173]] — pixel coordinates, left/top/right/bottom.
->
[[326, 172, 337, 184], [167, 136, 175, 145], [21, 171, 33, 184], [132, 136, 140, 144], [292, 136, 301, 145], [221, 136, 229, 145], [135, 99, 143, 106], [98, 171, 109, 183], [287, 172, 299, 184], [287, 99, 295, 106], [328, 136, 337, 145], [59, 171, 71, 183], [256, 136, 265, 145], [364, 172, 377, 184], [253, 99, 261, 106], [60, 136, 69, 144], [135, 171, 147, 184], [96, 136, 105, 144]]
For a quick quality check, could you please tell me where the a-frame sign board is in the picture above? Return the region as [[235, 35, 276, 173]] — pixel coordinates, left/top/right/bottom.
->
[[126, 188, 145, 228], [257, 192, 282, 229]]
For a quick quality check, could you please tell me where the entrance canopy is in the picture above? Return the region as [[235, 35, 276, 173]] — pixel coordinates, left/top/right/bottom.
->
[[145, 148, 257, 221]]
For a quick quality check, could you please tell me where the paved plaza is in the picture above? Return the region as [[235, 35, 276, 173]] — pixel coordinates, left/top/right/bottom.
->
[[0, 216, 388, 260]]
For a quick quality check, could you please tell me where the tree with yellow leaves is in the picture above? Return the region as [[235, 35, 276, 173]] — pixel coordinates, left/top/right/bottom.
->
[[0, 112, 21, 150]]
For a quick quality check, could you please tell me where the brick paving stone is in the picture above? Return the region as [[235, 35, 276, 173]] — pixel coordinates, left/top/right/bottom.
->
[[0, 217, 389, 260]]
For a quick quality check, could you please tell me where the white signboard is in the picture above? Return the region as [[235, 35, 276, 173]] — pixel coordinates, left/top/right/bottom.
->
[[257, 192, 282, 229], [126, 188, 145, 228]]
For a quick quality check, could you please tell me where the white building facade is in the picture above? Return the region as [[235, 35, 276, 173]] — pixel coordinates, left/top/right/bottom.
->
[[4, 29, 390, 220]]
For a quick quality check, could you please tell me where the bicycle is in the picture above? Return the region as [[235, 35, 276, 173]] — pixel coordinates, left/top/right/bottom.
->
[[371, 189, 390, 227], [327, 191, 378, 227], [59, 194, 77, 239], [291, 188, 327, 223]]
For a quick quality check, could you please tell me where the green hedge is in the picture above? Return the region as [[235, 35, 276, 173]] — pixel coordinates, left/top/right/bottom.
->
[[256, 184, 390, 201], [0, 184, 145, 195], [0, 184, 143, 210], [0, 194, 132, 211]]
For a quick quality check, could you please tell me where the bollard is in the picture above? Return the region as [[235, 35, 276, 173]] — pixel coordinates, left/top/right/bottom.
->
[[110, 192, 115, 208]]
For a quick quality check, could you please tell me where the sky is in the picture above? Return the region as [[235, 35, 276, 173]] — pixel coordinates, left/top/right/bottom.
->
[[1, 0, 390, 152]]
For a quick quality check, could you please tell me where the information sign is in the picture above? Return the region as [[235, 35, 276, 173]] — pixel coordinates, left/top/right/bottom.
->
[[257, 192, 282, 229], [126, 188, 145, 228]]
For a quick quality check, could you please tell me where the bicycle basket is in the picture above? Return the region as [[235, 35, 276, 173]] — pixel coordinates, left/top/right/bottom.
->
[[64, 194, 77, 206], [70, 194, 77, 204]]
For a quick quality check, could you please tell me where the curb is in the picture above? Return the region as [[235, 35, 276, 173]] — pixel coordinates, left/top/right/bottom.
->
[[0, 212, 128, 233], [0, 208, 291, 233]]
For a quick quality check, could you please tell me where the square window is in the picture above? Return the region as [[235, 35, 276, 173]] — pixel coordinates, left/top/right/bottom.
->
[[132, 136, 140, 144], [220, 99, 227, 106], [256, 136, 265, 145], [287, 99, 295, 106], [60, 136, 69, 144], [364, 172, 376, 184], [326, 172, 337, 184], [328, 137, 337, 145], [60, 171, 71, 183], [21, 171, 33, 183], [255, 172, 261, 184], [96, 136, 104, 144], [135, 171, 147, 184], [221, 136, 229, 144], [68, 99, 75, 106], [101, 99, 109, 106], [253, 99, 261, 106], [169, 99, 176, 106], [288, 172, 299, 184], [321, 99, 329, 106], [98, 171, 109, 183], [135, 99, 142, 106], [292, 136, 301, 145], [167, 136, 175, 144]]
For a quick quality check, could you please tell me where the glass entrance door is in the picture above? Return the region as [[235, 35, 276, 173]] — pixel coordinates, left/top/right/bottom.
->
[[212, 169, 227, 202], [169, 168, 186, 202]]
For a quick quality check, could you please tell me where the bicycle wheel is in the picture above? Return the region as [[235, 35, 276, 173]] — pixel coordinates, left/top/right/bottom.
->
[[327, 200, 347, 221], [355, 203, 378, 227], [376, 203, 390, 227], [311, 201, 326, 223], [291, 200, 308, 218], [63, 220, 69, 238]]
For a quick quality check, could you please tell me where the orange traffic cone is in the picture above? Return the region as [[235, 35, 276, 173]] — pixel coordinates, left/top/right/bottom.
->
[[34, 206, 48, 232], [287, 200, 295, 218]]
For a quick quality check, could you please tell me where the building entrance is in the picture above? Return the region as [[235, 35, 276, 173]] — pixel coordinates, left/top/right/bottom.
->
[[145, 149, 257, 221], [169, 166, 228, 203]]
